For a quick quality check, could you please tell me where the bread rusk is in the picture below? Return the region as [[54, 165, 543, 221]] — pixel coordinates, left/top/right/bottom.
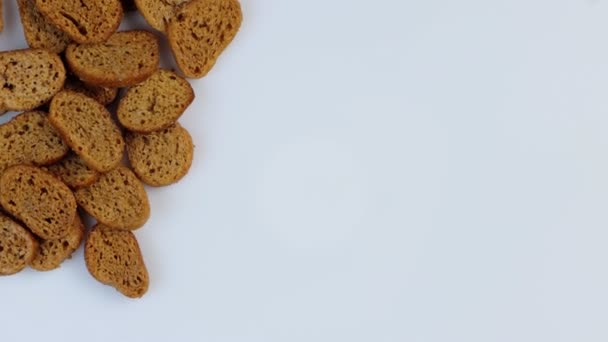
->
[[135, 0, 189, 33], [47, 153, 100, 189], [30, 214, 84, 271], [117, 69, 194, 133], [17, 0, 71, 53], [0, 213, 38, 275], [0, 165, 77, 240]]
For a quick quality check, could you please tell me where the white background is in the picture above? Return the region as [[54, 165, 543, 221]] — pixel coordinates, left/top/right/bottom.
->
[[2, 0, 608, 341]]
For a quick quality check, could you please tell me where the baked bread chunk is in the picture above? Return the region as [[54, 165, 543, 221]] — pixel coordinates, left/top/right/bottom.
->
[[75, 166, 150, 230], [65, 30, 160, 87], [167, 0, 242, 78], [0, 213, 38, 275], [47, 153, 100, 188], [135, 0, 189, 33], [49, 90, 125, 173], [85, 223, 149, 298], [0, 165, 77, 240], [17, 0, 71, 53], [0, 111, 69, 172], [0, 49, 66, 111], [117, 69, 194, 132], [30, 214, 84, 271], [126, 123, 193, 186], [35, 0, 123, 43]]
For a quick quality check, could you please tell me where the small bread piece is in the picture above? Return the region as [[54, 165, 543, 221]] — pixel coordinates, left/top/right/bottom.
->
[[30, 214, 84, 271], [0, 165, 77, 240], [85, 223, 149, 298], [167, 0, 242, 78], [17, 0, 71, 53], [75, 166, 150, 230], [135, 0, 189, 33], [0, 49, 66, 111], [0, 111, 69, 172], [35, 0, 123, 44], [49, 91, 125, 173], [65, 30, 160, 88], [117, 69, 194, 132], [0, 213, 38, 275], [64, 78, 118, 106], [47, 153, 100, 188], [126, 124, 193, 186]]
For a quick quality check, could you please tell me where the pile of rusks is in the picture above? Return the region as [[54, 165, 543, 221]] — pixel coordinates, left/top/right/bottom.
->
[[0, 0, 242, 298]]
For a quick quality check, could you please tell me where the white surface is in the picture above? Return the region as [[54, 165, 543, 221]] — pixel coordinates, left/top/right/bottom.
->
[[2, 0, 608, 341]]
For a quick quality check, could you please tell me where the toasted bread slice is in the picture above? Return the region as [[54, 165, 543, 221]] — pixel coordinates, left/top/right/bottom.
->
[[126, 123, 193, 186], [65, 30, 160, 88], [0, 165, 77, 240], [0, 213, 38, 275], [75, 166, 150, 230], [64, 78, 118, 106], [0, 111, 69, 173], [117, 69, 194, 132], [49, 91, 125, 173], [35, 0, 123, 44], [30, 213, 84, 271], [0, 49, 66, 111], [17, 0, 71, 53], [85, 223, 149, 298], [47, 153, 100, 189], [135, 0, 189, 33], [167, 0, 242, 78]]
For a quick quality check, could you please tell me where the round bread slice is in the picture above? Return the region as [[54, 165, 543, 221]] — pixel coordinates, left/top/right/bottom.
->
[[0, 111, 69, 173], [135, 0, 190, 33], [0, 165, 77, 240], [75, 166, 150, 230], [17, 0, 71, 53], [0, 49, 66, 111], [30, 213, 84, 271], [65, 30, 160, 88], [49, 90, 125, 173], [126, 123, 193, 186], [47, 153, 100, 188], [85, 223, 149, 298], [0, 213, 39, 275], [117, 69, 194, 132], [167, 0, 242, 78], [64, 78, 118, 106], [35, 0, 123, 44]]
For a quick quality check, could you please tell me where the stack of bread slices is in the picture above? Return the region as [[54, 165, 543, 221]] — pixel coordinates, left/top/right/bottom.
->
[[0, 0, 242, 298]]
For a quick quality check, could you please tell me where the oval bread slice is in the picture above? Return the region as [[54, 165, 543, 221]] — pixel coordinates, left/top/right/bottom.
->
[[49, 90, 125, 173], [30, 213, 84, 271], [47, 153, 100, 189], [65, 30, 160, 88], [64, 78, 118, 106], [35, 0, 123, 44], [85, 223, 149, 298], [0, 49, 66, 111], [117, 69, 194, 132], [167, 0, 242, 78], [0, 111, 69, 173], [0, 213, 39, 275], [17, 0, 71, 53], [75, 166, 150, 230], [0, 165, 77, 240], [126, 123, 194, 186], [135, 0, 189, 33]]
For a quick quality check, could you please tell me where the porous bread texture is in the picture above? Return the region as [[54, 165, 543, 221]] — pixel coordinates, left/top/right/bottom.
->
[[0, 165, 77, 240], [35, 0, 123, 44], [49, 90, 125, 173], [17, 0, 71, 53], [64, 78, 118, 106], [167, 0, 242, 78], [65, 30, 160, 88], [0, 111, 69, 173], [30, 214, 84, 271], [47, 153, 100, 189], [135, 0, 190, 33], [117, 69, 194, 133], [0, 213, 38, 275], [85, 223, 149, 298], [75, 166, 150, 230], [0, 49, 66, 111], [126, 123, 193, 186]]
